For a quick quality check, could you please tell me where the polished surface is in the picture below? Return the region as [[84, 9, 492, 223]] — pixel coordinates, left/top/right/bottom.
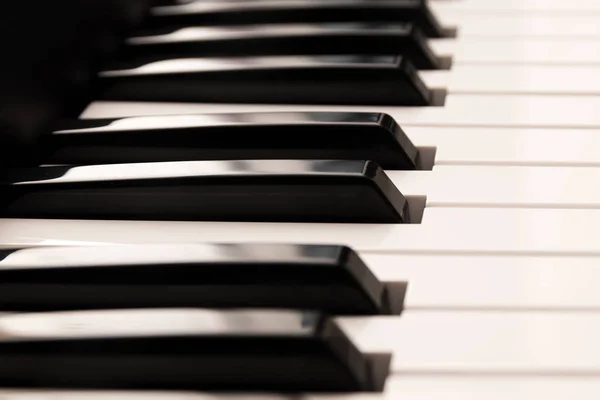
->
[[0, 160, 410, 223], [100, 94, 600, 129], [0, 309, 319, 339], [46, 112, 418, 169], [126, 23, 440, 70], [0, 244, 392, 314]]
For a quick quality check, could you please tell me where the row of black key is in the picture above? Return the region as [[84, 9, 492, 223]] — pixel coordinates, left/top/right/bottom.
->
[[5, 112, 417, 223], [0, 243, 398, 391]]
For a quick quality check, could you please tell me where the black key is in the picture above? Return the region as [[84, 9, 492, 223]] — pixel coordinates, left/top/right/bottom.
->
[[0, 243, 401, 314], [0, 160, 410, 223], [0, 308, 379, 391], [45, 112, 419, 169], [99, 55, 432, 106], [126, 23, 440, 70], [149, 0, 449, 38]]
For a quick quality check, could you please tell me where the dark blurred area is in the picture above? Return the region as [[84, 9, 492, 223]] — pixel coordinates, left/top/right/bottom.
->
[[0, 0, 156, 165]]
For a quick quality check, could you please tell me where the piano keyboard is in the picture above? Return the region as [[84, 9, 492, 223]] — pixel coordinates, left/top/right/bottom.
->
[[2, 0, 600, 397]]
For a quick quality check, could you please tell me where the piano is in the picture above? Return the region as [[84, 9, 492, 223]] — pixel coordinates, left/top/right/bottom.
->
[[1, 0, 600, 398]]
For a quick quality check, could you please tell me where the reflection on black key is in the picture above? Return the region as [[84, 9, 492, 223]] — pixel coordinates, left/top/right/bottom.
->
[[99, 56, 432, 106], [0, 160, 410, 223], [150, 0, 449, 38], [46, 112, 419, 169], [127, 23, 440, 70], [0, 308, 377, 391], [0, 243, 400, 314]]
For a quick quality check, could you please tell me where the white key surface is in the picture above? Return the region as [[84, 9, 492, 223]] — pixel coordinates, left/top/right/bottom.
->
[[338, 311, 600, 372], [407, 126, 600, 167], [431, 0, 600, 12], [3, 222, 600, 309], [5, 377, 600, 400], [3, 208, 600, 255], [420, 65, 600, 95], [383, 376, 600, 400], [81, 106, 600, 166], [440, 13, 600, 37], [362, 253, 600, 310], [431, 38, 600, 65], [81, 96, 600, 129], [390, 166, 600, 208]]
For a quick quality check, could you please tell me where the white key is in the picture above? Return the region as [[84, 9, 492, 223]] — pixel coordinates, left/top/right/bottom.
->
[[81, 95, 600, 129], [390, 166, 600, 208], [17, 164, 600, 210], [440, 12, 600, 37], [382, 376, 600, 400], [338, 311, 600, 373], [362, 253, 600, 310], [407, 126, 600, 167], [80, 103, 600, 167], [2, 208, 600, 255], [431, 38, 600, 65], [5, 377, 600, 400], [431, 0, 600, 12], [3, 217, 600, 309], [420, 65, 600, 95], [17, 163, 600, 208]]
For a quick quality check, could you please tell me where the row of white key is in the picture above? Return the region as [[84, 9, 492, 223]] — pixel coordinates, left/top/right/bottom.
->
[[431, 0, 600, 53], [430, 38, 600, 65]]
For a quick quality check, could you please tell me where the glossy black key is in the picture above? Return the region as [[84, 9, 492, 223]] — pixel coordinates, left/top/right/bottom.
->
[[0, 308, 378, 391], [98, 56, 432, 106], [0, 160, 410, 223], [45, 112, 419, 169], [149, 0, 449, 38], [126, 23, 440, 70], [0, 243, 401, 314]]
